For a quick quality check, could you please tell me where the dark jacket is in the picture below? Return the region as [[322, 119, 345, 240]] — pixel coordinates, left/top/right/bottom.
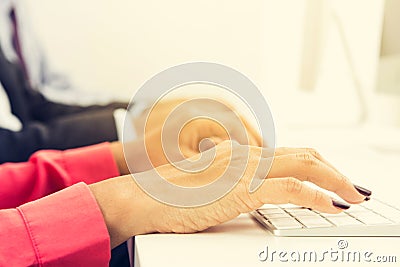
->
[[0, 47, 127, 163]]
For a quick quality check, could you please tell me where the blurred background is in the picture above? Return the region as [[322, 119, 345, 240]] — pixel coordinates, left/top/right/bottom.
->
[[28, 0, 399, 127], [26, 0, 400, 200]]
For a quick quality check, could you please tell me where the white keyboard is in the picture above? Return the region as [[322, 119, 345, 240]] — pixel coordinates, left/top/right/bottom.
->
[[251, 198, 400, 236]]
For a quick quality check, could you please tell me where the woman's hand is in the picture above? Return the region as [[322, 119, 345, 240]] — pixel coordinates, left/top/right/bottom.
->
[[90, 141, 370, 248], [136, 98, 262, 147], [123, 98, 262, 172], [142, 141, 367, 233]]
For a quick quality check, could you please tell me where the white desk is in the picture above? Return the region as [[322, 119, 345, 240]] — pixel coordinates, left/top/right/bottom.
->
[[134, 127, 400, 266]]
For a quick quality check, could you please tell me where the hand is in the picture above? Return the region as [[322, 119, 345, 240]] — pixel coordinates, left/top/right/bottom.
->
[[135, 98, 261, 146], [140, 141, 367, 233], [90, 141, 369, 248], [113, 98, 262, 174], [134, 98, 263, 169]]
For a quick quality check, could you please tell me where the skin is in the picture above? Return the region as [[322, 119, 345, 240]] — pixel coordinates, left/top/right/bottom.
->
[[97, 99, 366, 248], [96, 141, 366, 248], [119, 98, 262, 173], [134, 98, 261, 146]]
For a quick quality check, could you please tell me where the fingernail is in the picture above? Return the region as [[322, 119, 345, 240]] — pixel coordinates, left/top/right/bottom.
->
[[364, 196, 370, 201], [332, 199, 351, 210], [353, 184, 372, 196]]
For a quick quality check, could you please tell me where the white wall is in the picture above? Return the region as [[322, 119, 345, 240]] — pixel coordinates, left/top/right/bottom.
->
[[27, 0, 385, 127], [27, 1, 272, 94]]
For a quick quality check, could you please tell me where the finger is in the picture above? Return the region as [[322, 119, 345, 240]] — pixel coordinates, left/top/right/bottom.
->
[[254, 177, 347, 214], [267, 153, 365, 203], [274, 147, 340, 173], [181, 137, 234, 158], [248, 157, 274, 192], [198, 137, 225, 152], [273, 147, 371, 198], [261, 147, 276, 158]]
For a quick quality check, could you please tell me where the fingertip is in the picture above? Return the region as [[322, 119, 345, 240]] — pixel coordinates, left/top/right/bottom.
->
[[346, 190, 367, 204], [346, 198, 364, 204], [338, 183, 368, 204], [332, 199, 351, 210], [353, 184, 372, 196], [316, 199, 349, 214]]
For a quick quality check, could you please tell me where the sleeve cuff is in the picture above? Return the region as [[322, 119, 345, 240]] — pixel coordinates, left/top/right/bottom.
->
[[17, 183, 111, 266]]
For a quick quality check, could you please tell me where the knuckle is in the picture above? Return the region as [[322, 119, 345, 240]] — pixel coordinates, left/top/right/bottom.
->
[[285, 178, 303, 194], [296, 152, 317, 167], [335, 175, 349, 193], [306, 148, 320, 158], [312, 190, 325, 205]]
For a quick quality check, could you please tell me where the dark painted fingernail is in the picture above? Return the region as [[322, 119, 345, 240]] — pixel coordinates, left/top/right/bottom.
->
[[332, 199, 351, 209], [364, 196, 370, 201], [353, 184, 372, 196]]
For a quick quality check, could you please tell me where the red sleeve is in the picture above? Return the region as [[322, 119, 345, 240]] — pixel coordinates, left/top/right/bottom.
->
[[0, 143, 120, 209], [0, 183, 111, 267]]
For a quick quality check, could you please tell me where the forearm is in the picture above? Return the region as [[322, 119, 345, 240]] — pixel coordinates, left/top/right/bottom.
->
[[89, 175, 157, 248]]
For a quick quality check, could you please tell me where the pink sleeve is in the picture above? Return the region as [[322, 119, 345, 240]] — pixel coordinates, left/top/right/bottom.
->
[[0, 143, 120, 209], [0, 183, 111, 267]]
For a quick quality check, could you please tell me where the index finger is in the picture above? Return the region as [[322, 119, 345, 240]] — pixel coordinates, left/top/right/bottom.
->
[[262, 151, 366, 204]]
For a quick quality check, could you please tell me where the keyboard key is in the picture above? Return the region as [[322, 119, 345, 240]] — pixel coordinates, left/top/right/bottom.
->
[[361, 199, 386, 210], [346, 210, 369, 216], [286, 209, 317, 217], [253, 198, 400, 236], [320, 212, 348, 218], [362, 199, 397, 212], [258, 208, 285, 215], [326, 216, 363, 226], [356, 212, 392, 225], [259, 204, 279, 209], [263, 213, 292, 219], [376, 212, 400, 223], [362, 200, 400, 223], [278, 204, 302, 209], [346, 204, 369, 213], [296, 216, 333, 228], [268, 218, 303, 229], [386, 213, 400, 223]]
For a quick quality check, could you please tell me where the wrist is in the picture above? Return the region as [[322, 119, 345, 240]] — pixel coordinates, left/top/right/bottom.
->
[[123, 138, 154, 173], [110, 139, 158, 175], [88, 176, 132, 248], [89, 175, 160, 247], [110, 142, 129, 175]]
